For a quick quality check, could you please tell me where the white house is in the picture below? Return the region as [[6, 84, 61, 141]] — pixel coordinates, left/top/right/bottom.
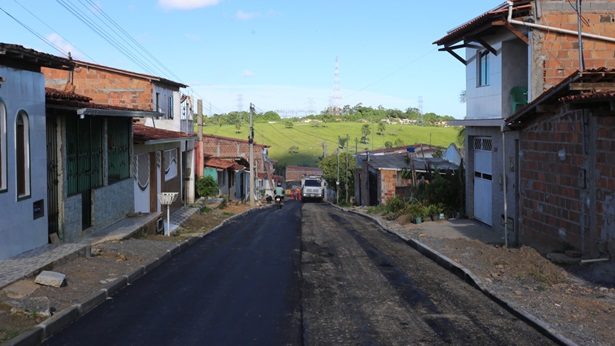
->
[[0, 44, 72, 259]]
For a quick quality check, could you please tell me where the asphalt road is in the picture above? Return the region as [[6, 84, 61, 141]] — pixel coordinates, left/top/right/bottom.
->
[[45, 202, 303, 346], [46, 201, 554, 345], [301, 203, 554, 345]]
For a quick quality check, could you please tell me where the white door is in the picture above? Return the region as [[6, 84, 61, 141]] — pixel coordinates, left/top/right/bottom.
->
[[473, 137, 493, 225]]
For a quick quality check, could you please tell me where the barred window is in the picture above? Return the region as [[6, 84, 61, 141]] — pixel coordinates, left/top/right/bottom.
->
[[16, 111, 30, 198], [0, 100, 6, 192]]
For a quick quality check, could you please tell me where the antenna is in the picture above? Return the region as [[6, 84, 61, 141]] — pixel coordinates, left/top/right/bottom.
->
[[329, 56, 342, 115]]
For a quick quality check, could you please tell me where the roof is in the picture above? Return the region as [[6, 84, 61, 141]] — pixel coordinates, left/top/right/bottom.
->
[[203, 134, 269, 148], [46, 88, 159, 117], [434, 1, 532, 46], [364, 152, 458, 172], [0, 43, 73, 70], [204, 157, 236, 170], [133, 124, 195, 144], [285, 166, 323, 182], [73, 60, 187, 88], [360, 144, 442, 156], [506, 68, 615, 129]]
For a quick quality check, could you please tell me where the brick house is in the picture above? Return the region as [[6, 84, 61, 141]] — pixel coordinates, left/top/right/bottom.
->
[[0, 44, 72, 259], [354, 152, 459, 206], [133, 124, 195, 214], [42, 60, 196, 205], [45, 89, 159, 242], [201, 134, 274, 199], [435, 0, 615, 243], [285, 166, 323, 186], [203, 156, 248, 200], [506, 69, 615, 257]]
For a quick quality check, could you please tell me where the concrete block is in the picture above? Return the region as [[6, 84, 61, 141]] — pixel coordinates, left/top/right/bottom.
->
[[39, 305, 79, 339], [4, 326, 44, 346], [34, 271, 66, 288], [104, 276, 128, 297], [78, 290, 107, 315]]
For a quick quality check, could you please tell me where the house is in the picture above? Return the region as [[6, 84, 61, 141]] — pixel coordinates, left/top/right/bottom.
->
[[201, 134, 274, 199], [285, 166, 323, 187], [435, 0, 615, 241], [203, 155, 248, 200], [133, 124, 195, 214], [506, 69, 615, 257], [42, 60, 196, 206], [354, 151, 459, 206], [45, 89, 159, 242], [0, 44, 72, 259]]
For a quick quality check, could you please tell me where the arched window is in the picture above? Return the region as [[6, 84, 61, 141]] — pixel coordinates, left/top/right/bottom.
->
[[0, 101, 6, 192], [16, 111, 30, 198]]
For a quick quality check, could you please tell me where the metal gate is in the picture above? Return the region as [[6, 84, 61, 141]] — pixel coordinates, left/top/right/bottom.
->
[[473, 137, 493, 225], [46, 118, 59, 238]]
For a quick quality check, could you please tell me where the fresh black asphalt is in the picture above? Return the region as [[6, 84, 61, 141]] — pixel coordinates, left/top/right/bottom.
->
[[45, 201, 303, 346]]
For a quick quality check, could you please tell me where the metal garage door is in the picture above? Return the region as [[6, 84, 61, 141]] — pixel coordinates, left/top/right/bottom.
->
[[473, 137, 493, 226]]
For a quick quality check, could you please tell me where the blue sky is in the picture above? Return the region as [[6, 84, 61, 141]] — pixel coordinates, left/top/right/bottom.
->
[[0, 0, 498, 118]]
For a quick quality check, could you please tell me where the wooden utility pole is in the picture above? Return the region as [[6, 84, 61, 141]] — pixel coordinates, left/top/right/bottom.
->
[[336, 148, 340, 205], [249, 103, 255, 207]]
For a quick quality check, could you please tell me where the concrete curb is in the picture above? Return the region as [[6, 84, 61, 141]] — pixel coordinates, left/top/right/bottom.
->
[[5, 204, 270, 346], [331, 204, 577, 346]]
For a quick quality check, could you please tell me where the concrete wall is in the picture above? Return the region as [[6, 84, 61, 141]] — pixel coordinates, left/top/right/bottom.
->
[[465, 40, 503, 119], [93, 178, 134, 228], [62, 194, 82, 242], [501, 39, 529, 117], [0, 66, 49, 259]]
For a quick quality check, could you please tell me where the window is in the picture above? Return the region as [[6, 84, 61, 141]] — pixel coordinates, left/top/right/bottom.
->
[[66, 117, 103, 195], [16, 111, 30, 198], [168, 95, 173, 119], [0, 101, 6, 192], [155, 92, 160, 113], [478, 51, 489, 87]]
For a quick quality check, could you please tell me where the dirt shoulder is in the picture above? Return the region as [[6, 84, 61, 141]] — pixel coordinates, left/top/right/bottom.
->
[[0, 203, 251, 344], [357, 208, 615, 346]]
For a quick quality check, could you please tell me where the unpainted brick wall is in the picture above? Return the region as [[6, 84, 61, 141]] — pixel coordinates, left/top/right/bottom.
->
[[536, 5, 615, 91], [379, 170, 397, 203], [202, 137, 267, 172], [595, 115, 615, 254], [42, 66, 154, 110]]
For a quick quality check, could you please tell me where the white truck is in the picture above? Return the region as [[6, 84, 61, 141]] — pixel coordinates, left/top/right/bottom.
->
[[301, 176, 326, 202]]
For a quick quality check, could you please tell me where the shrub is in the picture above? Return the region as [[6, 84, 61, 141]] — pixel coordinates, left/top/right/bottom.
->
[[385, 197, 406, 214], [196, 176, 218, 198]]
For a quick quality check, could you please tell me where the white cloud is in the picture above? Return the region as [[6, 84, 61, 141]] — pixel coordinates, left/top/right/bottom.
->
[[235, 10, 259, 20], [159, 0, 220, 10], [242, 69, 255, 78], [46, 33, 84, 60]]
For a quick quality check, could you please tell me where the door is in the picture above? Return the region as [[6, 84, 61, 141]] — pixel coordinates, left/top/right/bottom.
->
[[473, 137, 493, 225], [46, 118, 59, 239]]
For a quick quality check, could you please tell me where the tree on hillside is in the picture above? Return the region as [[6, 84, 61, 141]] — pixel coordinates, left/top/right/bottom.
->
[[284, 121, 294, 128], [338, 135, 349, 149], [360, 124, 371, 144], [394, 138, 405, 147], [377, 122, 386, 135], [385, 141, 393, 149]]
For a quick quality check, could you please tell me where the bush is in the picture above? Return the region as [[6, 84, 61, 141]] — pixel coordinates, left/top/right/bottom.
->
[[196, 176, 218, 198], [385, 197, 406, 214]]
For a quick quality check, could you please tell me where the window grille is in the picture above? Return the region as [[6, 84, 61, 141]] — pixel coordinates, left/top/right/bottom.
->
[[108, 118, 130, 183]]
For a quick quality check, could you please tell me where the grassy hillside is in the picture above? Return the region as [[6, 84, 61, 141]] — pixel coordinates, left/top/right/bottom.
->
[[202, 122, 460, 167]]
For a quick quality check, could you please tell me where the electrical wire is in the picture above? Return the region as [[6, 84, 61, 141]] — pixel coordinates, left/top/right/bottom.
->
[[13, 0, 98, 62], [0, 6, 69, 57]]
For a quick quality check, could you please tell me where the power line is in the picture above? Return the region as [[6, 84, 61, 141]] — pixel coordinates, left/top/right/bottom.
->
[[13, 0, 98, 62], [0, 6, 69, 57]]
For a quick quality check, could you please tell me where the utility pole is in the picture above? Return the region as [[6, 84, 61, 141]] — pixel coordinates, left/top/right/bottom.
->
[[345, 134, 349, 204], [336, 148, 340, 205], [249, 103, 255, 207], [197, 99, 203, 141], [576, 0, 585, 71]]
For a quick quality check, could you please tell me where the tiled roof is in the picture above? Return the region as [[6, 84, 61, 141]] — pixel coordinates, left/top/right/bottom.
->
[[0, 43, 73, 70], [204, 157, 236, 170], [506, 68, 615, 128], [133, 124, 194, 143], [433, 1, 531, 46], [45, 88, 91, 102], [203, 134, 269, 148]]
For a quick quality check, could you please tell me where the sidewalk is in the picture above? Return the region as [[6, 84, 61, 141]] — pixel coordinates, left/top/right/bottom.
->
[[0, 205, 198, 291], [345, 206, 615, 346]]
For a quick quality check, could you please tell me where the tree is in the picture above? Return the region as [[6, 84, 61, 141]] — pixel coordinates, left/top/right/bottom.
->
[[360, 124, 371, 144], [288, 145, 299, 154], [377, 122, 386, 135], [196, 176, 218, 198], [234, 119, 241, 133], [338, 135, 349, 149], [384, 141, 393, 149], [319, 152, 355, 204], [394, 138, 404, 147], [284, 121, 294, 128]]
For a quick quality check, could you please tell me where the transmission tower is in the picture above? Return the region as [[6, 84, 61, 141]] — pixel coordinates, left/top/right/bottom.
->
[[237, 94, 244, 112], [329, 56, 342, 116], [418, 95, 424, 125]]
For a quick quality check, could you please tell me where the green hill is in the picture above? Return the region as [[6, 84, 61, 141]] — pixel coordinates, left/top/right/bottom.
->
[[202, 122, 460, 167]]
